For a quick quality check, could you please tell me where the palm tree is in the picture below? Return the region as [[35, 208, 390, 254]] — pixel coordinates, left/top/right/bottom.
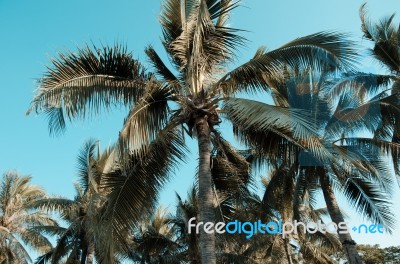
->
[[223, 166, 341, 264], [252, 70, 400, 264], [360, 4, 400, 82], [0, 171, 55, 264], [175, 142, 340, 264], [123, 139, 253, 263], [260, 166, 341, 263], [27, 1, 357, 262], [360, 4, 400, 175], [33, 139, 113, 264], [121, 142, 342, 264], [124, 206, 185, 263]]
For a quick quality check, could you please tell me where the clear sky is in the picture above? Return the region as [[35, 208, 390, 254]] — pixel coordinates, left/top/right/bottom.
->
[[1, 0, 399, 254]]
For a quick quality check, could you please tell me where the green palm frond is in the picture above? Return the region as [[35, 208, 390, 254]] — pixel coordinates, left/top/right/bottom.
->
[[159, 0, 186, 56], [119, 80, 172, 153], [33, 251, 53, 264], [76, 139, 99, 192], [262, 165, 295, 218], [217, 252, 259, 264], [5, 233, 32, 264], [342, 176, 395, 233], [0, 172, 56, 264], [12, 212, 58, 228], [211, 136, 251, 194], [360, 4, 400, 73], [336, 137, 400, 183], [306, 230, 342, 254], [30, 197, 77, 219], [329, 144, 392, 192], [31, 225, 68, 237], [300, 241, 337, 264], [50, 221, 81, 263], [101, 126, 187, 251], [327, 72, 393, 100], [161, 0, 243, 81], [27, 44, 150, 135], [145, 45, 181, 91], [325, 92, 400, 140], [18, 229, 52, 254], [214, 32, 358, 95], [223, 97, 318, 140], [223, 98, 334, 166]]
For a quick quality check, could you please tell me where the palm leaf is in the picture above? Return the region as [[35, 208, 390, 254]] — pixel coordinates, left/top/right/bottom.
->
[[33, 251, 53, 264], [101, 125, 187, 253], [119, 80, 172, 153], [360, 4, 400, 73], [76, 139, 99, 192], [27, 44, 150, 135], [223, 98, 335, 167], [327, 72, 393, 100], [211, 136, 251, 194], [342, 176, 395, 233], [325, 92, 400, 140], [145, 45, 181, 91], [214, 32, 358, 95]]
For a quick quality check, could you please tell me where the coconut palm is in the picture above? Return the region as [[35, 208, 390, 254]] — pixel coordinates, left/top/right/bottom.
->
[[122, 144, 342, 264], [122, 139, 253, 263], [124, 206, 185, 263], [250, 70, 400, 264], [360, 4, 400, 81], [27, 1, 358, 262], [360, 4, 400, 176], [218, 164, 342, 264], [0, 171, 55, 264], [260, 165, 343, 264], [32, 139, 114, 264]]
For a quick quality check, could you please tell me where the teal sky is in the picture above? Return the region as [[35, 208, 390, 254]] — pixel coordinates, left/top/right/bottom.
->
[[1, 0, 400, 253]]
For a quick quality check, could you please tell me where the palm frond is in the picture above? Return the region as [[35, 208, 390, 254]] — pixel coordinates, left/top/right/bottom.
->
[[325, 92, 400, 140], [217, 252, 259, 264], [119, 80, 172, 153], [50, 221, 81, 263], [360, 4, 400, 73], [6, 233, 32, 263], [33, 251, 53, 264], [223, 97, 318, 141], [18, 229, 53, 254], [30, 197, 77, 220], [342, 176, 395, 233], [211, 136, 251, 194], [327, 72, 393, 100], [338, 137, 400, 182], [145, 45, 181, 91], [161, 0, 244, 82], [300, 241, 337, 264], [76, 139, 98, 192], [214, 32, 358, 95], [27, 44, 150, 135], [223, 98, 334, 167], [159, 0, 186, 57], [101, 126, 187, 254]]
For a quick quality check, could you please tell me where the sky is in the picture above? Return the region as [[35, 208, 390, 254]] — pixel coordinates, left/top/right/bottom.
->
[[1, 0, 400, 255]]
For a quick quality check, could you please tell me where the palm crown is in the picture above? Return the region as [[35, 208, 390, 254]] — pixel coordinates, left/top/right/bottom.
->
[[27, 1, 361, 263], [0, 172, 56, 264]]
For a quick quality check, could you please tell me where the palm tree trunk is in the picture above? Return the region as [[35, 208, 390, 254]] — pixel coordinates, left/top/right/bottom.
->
[[283, 238, 294, 264], [320, 174, 363, 264], [81, 247, 88, 264], [195, 116, 216, 264], [86, 241, 95, 264]]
